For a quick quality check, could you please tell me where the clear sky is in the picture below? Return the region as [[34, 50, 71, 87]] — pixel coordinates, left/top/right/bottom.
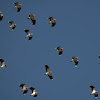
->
[[0, 0, 100, 100]]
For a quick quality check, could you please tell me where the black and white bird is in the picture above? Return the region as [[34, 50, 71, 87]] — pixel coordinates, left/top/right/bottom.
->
[[8, 21, 16, 30], [48, 17, 56, 27], [19, 84, 28, 95], [90, 85, 98, 98], [24, 29, 33, 42], [27, 14, 36, 25], [13, 2, 21, 12], [0, 11, 3, 21], [0, 59, 7, 68], [44, 64, 53, 80], [71, 56, 79, 67], [29, 87, 38, 98], [55, 46, 63, 56]]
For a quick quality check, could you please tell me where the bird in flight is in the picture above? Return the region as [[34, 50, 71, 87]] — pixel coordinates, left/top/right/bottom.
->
[[0, 59, 7, 68], [8, 21, 16, 31], [90, 85, 98, 98], [24, 29, 33, 42], [19, 84, 28, 95], [29, 87, 38, 98], [71, 56, 79, 67], [55, 46, 63, 56], [44, 64, 53, 80], [0, 11, 3, 21], [13, 2, 21, 12], [27, 14, 36, 26], [48, 17, 56, 27]]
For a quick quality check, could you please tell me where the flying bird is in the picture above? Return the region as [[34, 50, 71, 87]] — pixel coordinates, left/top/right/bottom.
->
[[19, 84, 28, 95], [44, 64, 53, 80], [27, 14, 36, 25], [90, 85, 98, 98], [24, 29, 33, 42], [13, 2, 21, 12], [0, 11, 3, 21], [29, 87, 38, 98], [48, 17, 56, 27], [8, 21, 16, 30], [55, 46, 63, 56], [0, 59, 7, 68], [71, 56, 79, 67]]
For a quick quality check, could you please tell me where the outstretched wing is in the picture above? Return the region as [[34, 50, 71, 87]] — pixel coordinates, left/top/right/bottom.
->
[[0, 59, 5, 65], [29, 87, 35, 93], [48, 17, 53, 21], [45, 64, 49, 72], [24, 29, 30, 34], [90, 85, 95, 91], [48, 73, 53, 80]]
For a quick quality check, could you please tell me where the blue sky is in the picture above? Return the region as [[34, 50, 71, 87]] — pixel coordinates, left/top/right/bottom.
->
[[0, 0, 100, 100]]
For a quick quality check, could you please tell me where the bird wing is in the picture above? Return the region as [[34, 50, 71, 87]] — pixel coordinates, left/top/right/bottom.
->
[[59, 50, 63, 56], [48, 17, 53, 21], [8, 21, 14, 25], [29, 14, 34, 18], [23, 90, 28, 95], [17, 7, 21, 12], [48, 73, 53, 80], [24, 29, 30, 34], [34, 93, 38, 97], [28, 36, 32, 41], [29, 87, 36, 93], [0, 59, 5, 65], [52, 21, 56, 27], [94, 93, 98, 98], [19, 84, 25, 88], [45, 64, 49, 72], [15, 2, 19, 6], [90, 85, 95, 91], [57, 46, 61, 50], [32, 19, 36, 25]]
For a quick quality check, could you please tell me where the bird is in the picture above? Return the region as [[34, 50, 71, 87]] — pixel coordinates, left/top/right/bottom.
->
[[71, 56, 79, 67], [0, 11, 3, 21], [90, 85, 98, 98], [0, 59, 7, 68], [13, 2, 21, 12], [24, 29, 33, 42], [48, 17, 56, 27], [29, 87, 38, 98], [19, 84, 28, 95], [8, 21, 16, 31], [55, 46, 63, 56], [27, 14, 36, 25], [44, 64, 53, 80]]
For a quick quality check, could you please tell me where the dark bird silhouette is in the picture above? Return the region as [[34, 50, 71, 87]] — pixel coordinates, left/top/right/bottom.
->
[[44, 64, 53, 80]]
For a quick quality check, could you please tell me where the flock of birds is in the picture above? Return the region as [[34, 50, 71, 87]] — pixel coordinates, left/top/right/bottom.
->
[[0, 1, 99, 99]]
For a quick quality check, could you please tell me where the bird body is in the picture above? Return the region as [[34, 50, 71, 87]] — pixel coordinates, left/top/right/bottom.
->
[[13, 2, 21, 12], [27, 14, 36, 25], [44, 64, 53, 80], [48, 17, 56, 27], [19, 84, 28, 95], [71, 56, 79, 67], [0, 59, 7, 68], [90, 85, 98, 98], [55, 46, 63, 56], [29, 87, 38, 98], [24, 29, 33, 42], [8, 21, 16, 30]]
